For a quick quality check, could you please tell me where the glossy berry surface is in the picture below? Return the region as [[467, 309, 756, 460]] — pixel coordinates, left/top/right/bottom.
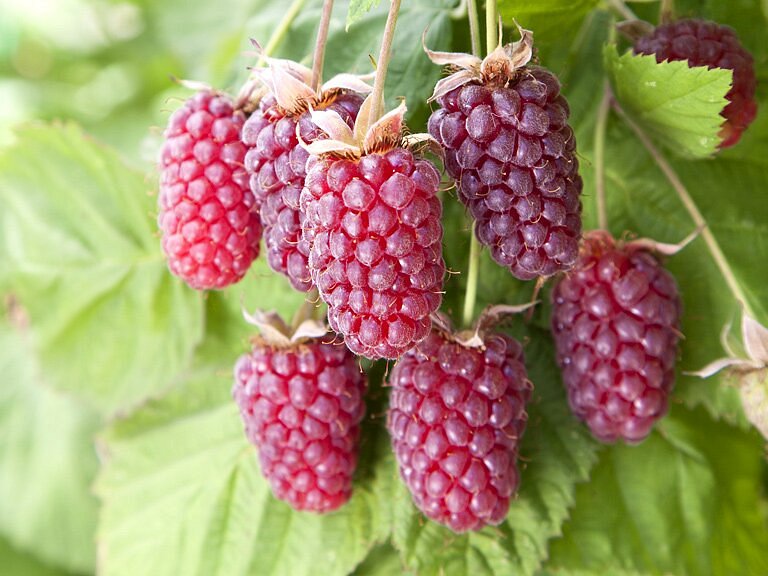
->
[[388, 330, 532, 532], [634, 18, 757, 148], [301, 149, 445, 360], [233, 338, 367, 512], [242, 93, 363, 292], [550, 231, 682, 443], [428, 66, 582, 280], [158, 90, 261, 289]]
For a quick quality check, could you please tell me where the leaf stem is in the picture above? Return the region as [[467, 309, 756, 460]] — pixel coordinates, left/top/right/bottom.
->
[[607, 0, 637, 21], [370, 0, 402, 121], [485, 0, 498, 53], [311, 0, 334, 92], [613, 101, 755, 318], [461, 0, 485, 327], [594, 81, 611, 231], [260, 0, 307, 62]]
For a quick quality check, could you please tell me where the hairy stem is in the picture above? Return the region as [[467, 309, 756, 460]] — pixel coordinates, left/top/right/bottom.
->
[[607, 0, 637, 21], [613, 101, 756, 317], [260, 0, 307, 62], [311, 0, 335, 91], [370, 0, 402, 121], [594, 81, 611, 230], [461, 0, 485, 327], [485, 0, 498, 53]]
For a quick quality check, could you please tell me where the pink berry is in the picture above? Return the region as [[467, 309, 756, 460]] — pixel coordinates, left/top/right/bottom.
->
[[158, 90, 261, 289], [233, 336, 367, 512], [550, 230, 682, 443], [387, 329, 533, 532], [301, 149, 445, 360]]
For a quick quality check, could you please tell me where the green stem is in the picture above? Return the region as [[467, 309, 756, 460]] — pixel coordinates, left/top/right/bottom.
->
[[613, 101, 756, 318], [370, 0, 402, 121], [460, 0, 484, 328], [594, 81, 611, 231], [485, 0, 498, 53], [260, 0, 307, 62], [311, 0, 334, 91], [467, 0, 481, 57], [607, 0, 637, 20]]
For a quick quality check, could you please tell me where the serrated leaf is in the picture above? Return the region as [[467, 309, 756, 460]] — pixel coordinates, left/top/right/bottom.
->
[[347, 0, 381, 29], [0, 314, 100, 573], [0, 124, 204, 414], [605, 45, 732, 158], [96, 366, 396, 576], [391, 334, 600, 576], [545, 407, 768, 575]]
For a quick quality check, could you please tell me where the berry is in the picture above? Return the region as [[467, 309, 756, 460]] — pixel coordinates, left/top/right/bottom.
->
[[427, 31, 583, 280], [242, 91, 363, 292], [301, 148, 445, 359], [158, 90, 262, 290], [550, 230, 682, 443], [387, 329, 533, 532], [233, 335, 367, 512], [634, 18, 757, 148]]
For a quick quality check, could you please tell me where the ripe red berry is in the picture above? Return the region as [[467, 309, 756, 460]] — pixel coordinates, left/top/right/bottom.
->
[[388, 329, 533, 532], [427, 31, 583, 280], [233, 334, 367, 512], [158, 90, 262, 290], [302, 148, 445, 359], [634, 18, 757, 148], [550, 231, 682, 443], [242, 91, 363, 292]]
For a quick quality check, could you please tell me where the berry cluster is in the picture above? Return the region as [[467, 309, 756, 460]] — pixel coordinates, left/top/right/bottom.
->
[[153, 11, 755, 534]]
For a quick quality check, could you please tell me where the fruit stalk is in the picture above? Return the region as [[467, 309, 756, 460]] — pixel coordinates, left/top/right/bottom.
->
[[607, 0, 637, 21], [485, 0, 497, 52], [659, 0, 674, 24], [461, 0, 484, 327], [594, 81, 611, 231], [613, 100, 756, 318], [370, 0, 403, 121], [311, 0, 334, 91]]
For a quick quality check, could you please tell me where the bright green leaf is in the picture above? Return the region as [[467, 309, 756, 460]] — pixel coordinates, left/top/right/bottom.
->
[[0, 313, 99, 573], [347, 0, 381, 29], [605, 45, 732, 158], [391, 334, 600, 576], [0, 124, 205, 414], [96, 366, 396, 576], [545, 407, 768, 575]]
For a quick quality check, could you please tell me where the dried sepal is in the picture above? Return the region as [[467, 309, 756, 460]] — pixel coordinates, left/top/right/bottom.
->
[[616, 19, 656, 43], [625, 226, 702, 256], [425, 23, 534, 102], [243, 308, 330, 346], [430, 303, 537, 349], [362, 100, 407, 154], [322, 73, 374, 95], [689, 309, 768, 377]]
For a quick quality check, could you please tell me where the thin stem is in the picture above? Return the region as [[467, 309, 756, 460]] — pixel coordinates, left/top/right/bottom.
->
[[594, 81, 611, 231], [485, 0, 498, 53], [460, 0, 484, 327], [292, 288, 319, 329], [607, 0, 637, 21], [463, 224, 481, 327], [370, 0, 402, 121], [467, 0, 481, 57], [613, 101, 756, 317], [659, 0, 674, 24], [260, 0, 307, 62], [311, 0, 334, 91]]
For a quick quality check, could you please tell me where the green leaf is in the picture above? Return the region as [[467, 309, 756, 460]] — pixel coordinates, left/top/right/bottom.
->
[[0, 124, 204, 414], [347, 0, 381, 29], [545, 407, 768, 575], [353, 542, 406, 576], [391, 334, 600, 576], [0, 310, 99, 573], [96, 366, 396, 576], [605, 45, 732, 158], [0, 536, 78, 576]]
